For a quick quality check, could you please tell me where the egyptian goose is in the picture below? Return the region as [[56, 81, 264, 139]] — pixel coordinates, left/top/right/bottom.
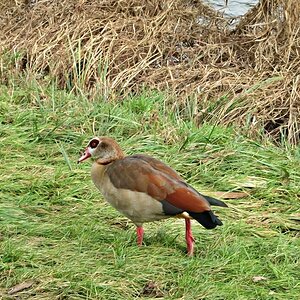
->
[[78, 137, 227, 256]]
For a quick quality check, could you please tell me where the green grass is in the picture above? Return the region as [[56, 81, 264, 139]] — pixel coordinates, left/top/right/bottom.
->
[[0, 78, 300, 299]]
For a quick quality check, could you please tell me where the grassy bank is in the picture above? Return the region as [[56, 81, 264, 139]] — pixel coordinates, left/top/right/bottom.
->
[[0, 78, 300, 299], [1, 0, 300, 143]]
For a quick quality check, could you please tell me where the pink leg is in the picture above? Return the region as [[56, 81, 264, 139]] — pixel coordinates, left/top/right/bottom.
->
[[136, 226, 144, 246], [185, 219, 195, 256]]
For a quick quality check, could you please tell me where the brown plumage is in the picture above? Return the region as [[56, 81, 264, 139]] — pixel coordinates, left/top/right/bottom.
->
[[78, 136, 227, 255]]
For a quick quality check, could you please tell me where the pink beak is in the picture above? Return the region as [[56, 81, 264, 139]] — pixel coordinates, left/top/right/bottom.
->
[[78, 147, 91, 163]]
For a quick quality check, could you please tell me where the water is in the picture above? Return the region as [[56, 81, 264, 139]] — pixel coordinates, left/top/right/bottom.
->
[[204, 0, 259, 18]]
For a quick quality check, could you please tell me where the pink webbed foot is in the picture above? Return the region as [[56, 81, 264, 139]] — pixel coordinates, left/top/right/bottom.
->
[[185, 218, 195, 256]]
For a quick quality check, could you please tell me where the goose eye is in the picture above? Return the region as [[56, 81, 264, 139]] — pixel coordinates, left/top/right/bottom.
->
[[89, 139, 99, 149]]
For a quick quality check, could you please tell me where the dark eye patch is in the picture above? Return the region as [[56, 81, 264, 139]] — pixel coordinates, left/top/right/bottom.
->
[[89, 139, 99, 149]]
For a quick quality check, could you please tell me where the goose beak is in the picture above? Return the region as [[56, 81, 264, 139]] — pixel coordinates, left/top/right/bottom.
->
[[78, 148, 91, 163]]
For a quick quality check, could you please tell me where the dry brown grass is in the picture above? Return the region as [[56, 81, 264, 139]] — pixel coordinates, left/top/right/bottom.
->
[[0, 0, 299, 143]]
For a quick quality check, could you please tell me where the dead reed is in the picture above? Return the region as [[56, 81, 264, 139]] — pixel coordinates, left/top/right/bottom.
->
[[0, 0, 299, 143]]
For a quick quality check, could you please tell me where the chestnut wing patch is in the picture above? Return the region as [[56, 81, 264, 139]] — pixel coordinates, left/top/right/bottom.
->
[[106, 156, 211, 214]]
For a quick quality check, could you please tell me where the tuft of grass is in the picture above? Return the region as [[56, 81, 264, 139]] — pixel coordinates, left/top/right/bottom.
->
[[0, 78, 300, 299]]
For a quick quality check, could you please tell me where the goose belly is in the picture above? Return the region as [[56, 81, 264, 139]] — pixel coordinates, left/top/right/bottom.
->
[[93, 174, 168, 225]]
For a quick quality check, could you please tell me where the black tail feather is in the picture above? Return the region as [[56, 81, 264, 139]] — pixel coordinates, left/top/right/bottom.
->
[[188, 211, 223, 229], [201, 194, 228, 207]]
